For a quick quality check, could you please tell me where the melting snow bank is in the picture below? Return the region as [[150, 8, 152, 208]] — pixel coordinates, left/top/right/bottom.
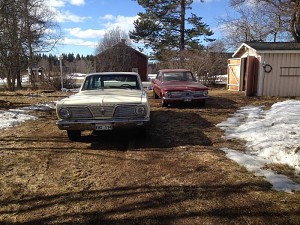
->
[[221, 148, 300, 193], [0, 102, 56, 130], [217, 100, 300, 193]]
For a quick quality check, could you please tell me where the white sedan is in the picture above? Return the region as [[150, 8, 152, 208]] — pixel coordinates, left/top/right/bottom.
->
[[56, 72, 150, 141]]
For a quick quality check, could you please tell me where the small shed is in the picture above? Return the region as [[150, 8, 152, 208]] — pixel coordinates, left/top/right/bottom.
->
[[227, 42, 300, 96], [95, 40, 148, 81]]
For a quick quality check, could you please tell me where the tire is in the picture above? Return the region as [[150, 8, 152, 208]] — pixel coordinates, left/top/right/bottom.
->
[[161, 99, 168, 107], [67, 130, 81, 141], [153, 89, 159, 99], [136, 127, 147, 138], [198, 100, 206, 107]]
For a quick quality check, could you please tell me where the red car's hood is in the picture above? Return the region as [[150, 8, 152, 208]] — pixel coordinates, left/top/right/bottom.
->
[[162, 81, 208, 91]]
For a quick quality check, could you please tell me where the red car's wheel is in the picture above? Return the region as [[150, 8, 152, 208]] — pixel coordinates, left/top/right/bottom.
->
[[153, 89, 159, 99], [198, 100, 206, 107], [161, 99, 168, 107]]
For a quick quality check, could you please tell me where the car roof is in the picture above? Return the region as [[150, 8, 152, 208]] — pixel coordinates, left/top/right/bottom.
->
[[85, 72, 139, 77], [159, 69, 192, 73]]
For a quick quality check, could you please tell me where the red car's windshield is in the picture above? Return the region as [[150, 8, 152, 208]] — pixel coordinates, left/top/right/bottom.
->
[[163, 72, 196, 82]]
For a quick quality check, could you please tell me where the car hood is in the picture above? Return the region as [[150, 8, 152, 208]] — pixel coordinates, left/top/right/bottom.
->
[[162, 81, 208, 91], [57, 89, 146, 106]]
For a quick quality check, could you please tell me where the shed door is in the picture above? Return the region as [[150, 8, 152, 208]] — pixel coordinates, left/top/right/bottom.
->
[[227, 58, 241, 91], [245, 56, 259, 96]]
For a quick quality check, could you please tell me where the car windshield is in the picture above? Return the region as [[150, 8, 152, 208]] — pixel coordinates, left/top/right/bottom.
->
[[81, 74, 141, 91], [163, 72, 195, 82]]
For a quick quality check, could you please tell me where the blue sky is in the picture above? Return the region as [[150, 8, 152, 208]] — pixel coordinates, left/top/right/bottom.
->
[[47, 0, 232, 56]]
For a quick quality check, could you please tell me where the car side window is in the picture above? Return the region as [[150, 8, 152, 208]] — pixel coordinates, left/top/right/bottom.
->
[[157, 73, 162, 81], [185, 72, 196, 81]]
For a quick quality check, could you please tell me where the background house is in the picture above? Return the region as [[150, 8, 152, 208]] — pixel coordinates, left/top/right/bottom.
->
[[227, 42, 300, 96], [95, 40, 148, 81]]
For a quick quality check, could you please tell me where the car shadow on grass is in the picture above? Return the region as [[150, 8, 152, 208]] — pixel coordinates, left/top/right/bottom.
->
[[82, 110, 214, 151]]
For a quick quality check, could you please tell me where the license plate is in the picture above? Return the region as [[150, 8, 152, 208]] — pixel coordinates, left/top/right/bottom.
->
[[184, 98, 192, 102], [95, 124, 112, 130]]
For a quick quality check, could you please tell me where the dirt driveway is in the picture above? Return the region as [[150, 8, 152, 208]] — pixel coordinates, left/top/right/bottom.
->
[[0, 89, 299, 224]]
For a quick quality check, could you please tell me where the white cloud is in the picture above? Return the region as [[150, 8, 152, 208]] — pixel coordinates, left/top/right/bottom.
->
[[65, 28, 106, 38], [69, 0, 85, 6], [47, 0, 87, 22], [47, 0, 85, 8], [101, 14, 115, 20], [54, 10, 91, 23], [61, 38, 97, 47], [193, 0, 219, 2], [60, 15, 139, 48], [47, 0, 66, 8], [99, 14, 139, 33]]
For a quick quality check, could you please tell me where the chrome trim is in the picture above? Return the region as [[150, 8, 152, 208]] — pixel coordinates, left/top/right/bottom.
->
[[163, 96, 209, 101], [59, 104, 148, 119], [56, 117, 150, 130]]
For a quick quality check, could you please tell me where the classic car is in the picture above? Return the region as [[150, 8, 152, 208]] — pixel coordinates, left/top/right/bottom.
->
[[56, 72, 150, 141], [151, 69, 209, 107]]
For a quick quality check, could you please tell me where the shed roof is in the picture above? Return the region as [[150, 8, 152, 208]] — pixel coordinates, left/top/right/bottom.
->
[[233, 42, 300, 58], [245, 42, 300, 50]]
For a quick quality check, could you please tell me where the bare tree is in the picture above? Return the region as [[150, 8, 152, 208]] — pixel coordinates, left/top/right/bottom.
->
[[227, 0, 297, 43], [0, 0, 60, 91], [158, 48, 229, 86], [208, 40, 227, 53], [95, 26, 131, 54], [21, 0, 60, 89], [257, 0, 300, 42], [219, 1, 290, 50], [0, 1, 15, 89]]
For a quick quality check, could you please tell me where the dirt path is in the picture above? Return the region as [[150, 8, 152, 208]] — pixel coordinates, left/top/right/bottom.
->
[[0, 89, 299, 224]]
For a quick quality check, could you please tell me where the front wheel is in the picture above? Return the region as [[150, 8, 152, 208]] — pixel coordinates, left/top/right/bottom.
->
[[198, 100, 206, 107], [67, 130, 81, 141], [161, 99, 168, 107], [153, 89, 159, 99], [136, 127, 147, 138]]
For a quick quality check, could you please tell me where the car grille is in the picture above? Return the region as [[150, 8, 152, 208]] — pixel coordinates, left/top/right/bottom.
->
[[114, 105, 138, 117], [67, 107, 93, 118], [65, 105, 140, 118], [168, 91, 205, 98], [89, 106, 115, 117]]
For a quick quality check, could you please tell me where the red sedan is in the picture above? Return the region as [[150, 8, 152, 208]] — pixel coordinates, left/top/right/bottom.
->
[[151, 69, 209, 107]]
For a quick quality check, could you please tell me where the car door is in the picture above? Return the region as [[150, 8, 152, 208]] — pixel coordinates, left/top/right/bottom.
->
[[152, 72, 162, 97]]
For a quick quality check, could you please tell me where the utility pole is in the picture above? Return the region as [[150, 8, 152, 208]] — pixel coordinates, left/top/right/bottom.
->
[[59, 55, 64, 91]]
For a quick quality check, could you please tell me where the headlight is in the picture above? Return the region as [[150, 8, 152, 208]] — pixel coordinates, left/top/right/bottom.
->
[[59, 108, 72, 119], [203, 90, 208, 96], [135, 105, 146, 116]]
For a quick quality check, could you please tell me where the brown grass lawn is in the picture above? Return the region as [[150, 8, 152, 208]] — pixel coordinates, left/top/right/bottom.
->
[[0, 88, 299, 224]]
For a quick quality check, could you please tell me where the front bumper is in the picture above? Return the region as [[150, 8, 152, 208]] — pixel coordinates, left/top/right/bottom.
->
[[57, 117, 150, 131], [163, 96, 208, 103]]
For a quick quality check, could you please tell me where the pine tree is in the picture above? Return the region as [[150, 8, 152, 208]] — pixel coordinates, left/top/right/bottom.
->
[[130, 0, 214, 59]]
